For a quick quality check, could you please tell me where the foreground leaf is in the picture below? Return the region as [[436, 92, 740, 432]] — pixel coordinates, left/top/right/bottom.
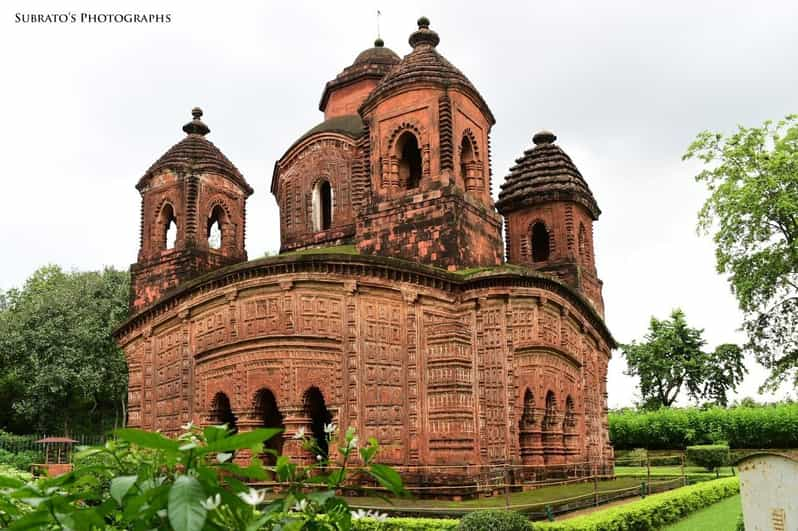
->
[[167, 475, 207, 531]]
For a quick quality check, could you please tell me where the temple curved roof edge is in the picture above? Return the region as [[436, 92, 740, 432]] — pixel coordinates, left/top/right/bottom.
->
[[114, 251, 616, 349]]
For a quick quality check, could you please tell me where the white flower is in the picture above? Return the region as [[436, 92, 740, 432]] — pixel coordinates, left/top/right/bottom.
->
[[200, 493, 221, 511], [369, 510, 388, 521], [292, 499, 309, 512], [181, 421, 194, 431], [347, 436, 359, 450], [292, 427, 306, 440], [316, 454, 323, 461], [350, 509, 369, 520], [324, 422, 336, 435], [238, 488, 266, 506]]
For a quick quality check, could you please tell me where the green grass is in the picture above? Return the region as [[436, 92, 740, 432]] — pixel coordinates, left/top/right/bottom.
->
[[346, 477, 644, 510], [278, 244, 359, 257], [615, 465, 735, 479], [663, 494, 741, 531]]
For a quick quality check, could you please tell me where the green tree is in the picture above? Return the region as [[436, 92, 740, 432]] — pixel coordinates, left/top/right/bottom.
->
[[621, 309, 746, 409], [684, 115, 798, 389], [0, 265, 129, 434]]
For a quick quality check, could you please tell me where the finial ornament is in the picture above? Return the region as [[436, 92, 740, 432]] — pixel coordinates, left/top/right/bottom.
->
[[182, 106, 210, 136], [408, 15, 439, 48], [374, 37, 384, 47], [533, 130, 557, 145]]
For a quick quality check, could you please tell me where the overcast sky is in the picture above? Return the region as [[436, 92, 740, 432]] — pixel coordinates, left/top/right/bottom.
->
[[2, 0, 797, 407]]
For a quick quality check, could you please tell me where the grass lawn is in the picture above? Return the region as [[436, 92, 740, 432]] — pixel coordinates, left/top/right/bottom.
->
[[346, 476, 644, 510], [615, 465, 735, 479], [663, 494, 741, 531]]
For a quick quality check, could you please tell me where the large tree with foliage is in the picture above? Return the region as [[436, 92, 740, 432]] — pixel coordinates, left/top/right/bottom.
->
[[622, 309, 746, 409], [0, 265, 129, 434], [684, 115, 798, 389]]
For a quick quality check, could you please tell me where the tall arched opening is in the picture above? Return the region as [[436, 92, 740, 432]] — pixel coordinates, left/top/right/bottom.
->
[[207, 205, 226, 250], [253, 388, 285, 465], [302, 387, 332, 459], [159, 203, 178, 250], [209, 392, 237, 434], [531, 222, 550, 262], [396, 132, 422, 189]]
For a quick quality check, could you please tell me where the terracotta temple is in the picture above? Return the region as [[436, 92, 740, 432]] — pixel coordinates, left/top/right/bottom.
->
[[115, 17, 615, 488]]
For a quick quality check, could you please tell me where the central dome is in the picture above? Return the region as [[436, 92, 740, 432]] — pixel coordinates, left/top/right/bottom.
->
[[318, 39, 400, 112], [359, 18, 494, 124]]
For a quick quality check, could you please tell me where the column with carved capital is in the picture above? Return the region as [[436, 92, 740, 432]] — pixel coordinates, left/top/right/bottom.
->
[[231, 409, 260, 466], [281, 407, 314, 465]]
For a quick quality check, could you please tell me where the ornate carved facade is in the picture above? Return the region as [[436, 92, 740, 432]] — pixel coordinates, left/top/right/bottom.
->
[[116, 17, 615, 487]]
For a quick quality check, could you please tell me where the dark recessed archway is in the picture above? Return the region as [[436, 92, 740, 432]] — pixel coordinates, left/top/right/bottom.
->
[[397, 132, 422, 189], [253, 388, 284, 465], [302, 387, 332, 459], [209, 392, 237, 434], [531, 222, 551, 262]]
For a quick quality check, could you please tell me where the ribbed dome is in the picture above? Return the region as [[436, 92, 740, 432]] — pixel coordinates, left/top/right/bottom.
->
[[359, 18, 494, 124], [496, 131, 600, 219], [353, 39, 401, 66], [319, 39, 400, 112], [138, 108, 253, 195]]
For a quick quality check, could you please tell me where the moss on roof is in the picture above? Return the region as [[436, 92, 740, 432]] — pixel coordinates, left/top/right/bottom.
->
[[280, 244, 359, 257]]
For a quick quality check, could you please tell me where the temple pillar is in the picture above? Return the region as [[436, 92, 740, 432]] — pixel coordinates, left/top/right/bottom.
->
[[281, 407, 314, 465]]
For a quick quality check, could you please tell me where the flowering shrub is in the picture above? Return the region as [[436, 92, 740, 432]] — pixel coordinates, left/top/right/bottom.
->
[[0, 422, 406, 530]]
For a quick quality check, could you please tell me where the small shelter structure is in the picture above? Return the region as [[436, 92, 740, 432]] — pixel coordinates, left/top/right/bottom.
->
[[737, 452, 798, 531], [32, 436, 78, 477]]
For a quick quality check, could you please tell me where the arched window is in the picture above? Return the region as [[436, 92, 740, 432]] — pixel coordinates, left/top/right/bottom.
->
[[460, 135, 475, 184], [303, 386, 333, 459], [397, 132, 422, 189], [159, 203, 178, 250], [531, 222, 550, 262], [207, 205, 225, 250], [520, 388, 535, 427], [253, 388, 284, 465], [543, 390, 557, 428], [313, 179, 333, 231], [209, 392, 237, 434]]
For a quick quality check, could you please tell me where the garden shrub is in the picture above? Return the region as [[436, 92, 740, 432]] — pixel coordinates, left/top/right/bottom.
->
[[353, 516, 459, 530], [458, 510, 529, 531], [0, 424, 408, 529], [609, 403, 798, 449], [0, 448, 40, 471], [686, 444, 730, 471], [532, 477, 739, 530]]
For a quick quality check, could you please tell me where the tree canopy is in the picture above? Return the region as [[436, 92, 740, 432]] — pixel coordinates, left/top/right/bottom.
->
[[684, 115, 798, 389], [621, 309, 745, 409], [0, 265, 129, 434]]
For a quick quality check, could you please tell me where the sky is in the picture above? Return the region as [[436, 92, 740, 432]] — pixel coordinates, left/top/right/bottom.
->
[[2, 0, 797, 408]]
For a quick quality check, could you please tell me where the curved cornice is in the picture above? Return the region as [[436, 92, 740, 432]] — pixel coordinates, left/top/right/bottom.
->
[[270, 131, 360, 196], [114, 253, 615, 349]]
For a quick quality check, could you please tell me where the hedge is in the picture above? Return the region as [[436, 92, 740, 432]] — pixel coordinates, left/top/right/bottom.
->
[[609, 403, 798, 449], [685, 445, 730, 471], [352, 517, 459, 530], [533, 477, 739, 530], [351, 478, 740, 530]]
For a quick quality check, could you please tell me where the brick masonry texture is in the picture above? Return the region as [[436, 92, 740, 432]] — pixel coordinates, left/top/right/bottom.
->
[[118, 18, 615, 485]]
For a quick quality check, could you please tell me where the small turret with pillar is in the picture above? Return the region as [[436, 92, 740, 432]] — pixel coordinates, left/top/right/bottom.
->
[[130, 108, 253, 311], [497, 130, 605, 315]]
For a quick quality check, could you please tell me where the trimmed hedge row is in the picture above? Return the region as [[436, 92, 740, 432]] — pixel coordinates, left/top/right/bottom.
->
[[534, 477, 739, 530], [686, 445, 730, 471], [351, 478, 740, 530], [609, 404, 798, 449], [352, 517, 459, 530]]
